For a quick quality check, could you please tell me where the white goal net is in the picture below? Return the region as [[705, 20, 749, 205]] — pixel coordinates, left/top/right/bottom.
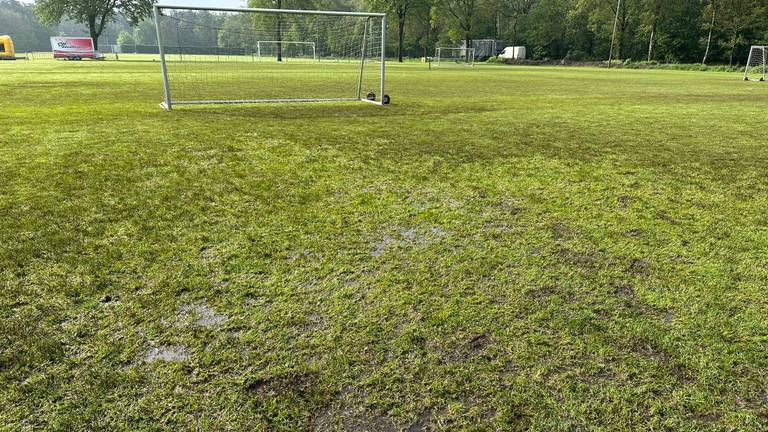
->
[[256, 41, 316, 60], [435, 47, 474, 66], [153, 4, 387, 109], [744, 46, 767, 81]]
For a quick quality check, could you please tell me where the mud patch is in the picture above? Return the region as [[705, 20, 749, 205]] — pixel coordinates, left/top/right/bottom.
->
[[144, 344, 189, 363], [178, 301, 228, 328], [406, 410, 432, 432], [632, 338, 693, 383], [311, 387, 400, 432], [287, 250, 322, 264], [556, 248, 597, 270], [528, 285, 560, 300], [372, 235, 396, 258], [200, 246, 219, 263], [99, 294, 118, 304], [657, 212, 676, 224], [626, 258, 650, 276], [371, 226, 449, 258], [549, 222, 573, 241], [342, 414, 400, 432], [692, 412, 721, 424], [444, 333, 496, 362], [618, 195, 631, 209], [633, 339, 671, 363], [612, 282, 635, 298]]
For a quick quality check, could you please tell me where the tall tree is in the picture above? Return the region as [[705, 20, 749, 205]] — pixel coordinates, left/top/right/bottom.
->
[[642, 0, 664, 61], [499, 0, 538, 45], [369, 0, 423, 62], [441, 0, 480, 61], [718, 0, 763, 65], [35, 0, 153, 49], [702, 0, 720, 64], [0, 0, 54, 51], [249, 0, 313, 61]]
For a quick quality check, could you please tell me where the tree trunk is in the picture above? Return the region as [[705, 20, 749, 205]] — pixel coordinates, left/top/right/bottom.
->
[[608, 0, 621, 68], [398, 14, 405, 62], [423, 17, 430, 59], [617, 6, 627, 61], [88, 15, 100, 50], [647, 20, 656, 62], [511, 17, 518, 46], [702, 3, 716, 65], [729, 32, 737, 66], [465, 32, 471, 62], [276, 0, 282, 62]]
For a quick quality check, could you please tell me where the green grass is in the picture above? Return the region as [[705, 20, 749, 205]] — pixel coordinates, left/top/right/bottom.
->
[[2, 59, 768, 431]]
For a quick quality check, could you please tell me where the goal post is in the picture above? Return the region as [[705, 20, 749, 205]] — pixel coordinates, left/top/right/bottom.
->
[[152, 4, 387, 109], [744, 45, 767, 81], [435, 47, 475, 66]]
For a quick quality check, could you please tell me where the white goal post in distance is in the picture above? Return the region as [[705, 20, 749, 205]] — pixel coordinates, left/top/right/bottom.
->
[[435, 47, 475, 66], [744, 45, 767, 81], [152, 4, 387, 109], [256, 41, 316, 60]]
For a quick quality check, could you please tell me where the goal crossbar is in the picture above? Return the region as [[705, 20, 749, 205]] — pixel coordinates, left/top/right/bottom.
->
[[153, 4, 387, 109], [155, 4, 385, 17]]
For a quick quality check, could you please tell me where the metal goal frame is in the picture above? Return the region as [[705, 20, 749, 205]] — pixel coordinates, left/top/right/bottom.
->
[[153, 4, 387, 109], [435, 47, 475, 66], [744, 45, 767, 82]]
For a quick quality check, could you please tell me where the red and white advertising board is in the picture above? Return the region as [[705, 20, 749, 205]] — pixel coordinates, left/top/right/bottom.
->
[[50, 37, 99, 59]]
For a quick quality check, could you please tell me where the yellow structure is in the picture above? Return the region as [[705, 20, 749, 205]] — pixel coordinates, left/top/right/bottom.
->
[[0, 35, 16, 60]]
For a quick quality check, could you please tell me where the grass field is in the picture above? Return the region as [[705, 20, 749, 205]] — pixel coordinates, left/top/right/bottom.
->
[[2, 59, 768, 431]]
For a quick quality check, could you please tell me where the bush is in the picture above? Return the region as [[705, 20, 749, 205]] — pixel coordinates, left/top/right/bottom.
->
[[116, 31, 134, 46]]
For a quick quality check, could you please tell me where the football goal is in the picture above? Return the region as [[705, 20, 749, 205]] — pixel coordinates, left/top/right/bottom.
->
[[152, 4, 387, 109], [744, 46, 767, 81], [435, 47, 474, 66], [256, 41, 316, 61]]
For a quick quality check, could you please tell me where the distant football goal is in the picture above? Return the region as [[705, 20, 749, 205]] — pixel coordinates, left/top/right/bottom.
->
[[744, 46, 767, 81], [256, 41, 316, 61], [152, 4, 388, 109], [435, 47, 474, 66]]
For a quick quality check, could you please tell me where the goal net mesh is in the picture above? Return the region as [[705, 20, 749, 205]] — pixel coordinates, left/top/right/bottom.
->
[[257, 41, 316, 60], [436, 47, 474, 66], [154, 7, 384, 106], [744, 46, 767, 81]]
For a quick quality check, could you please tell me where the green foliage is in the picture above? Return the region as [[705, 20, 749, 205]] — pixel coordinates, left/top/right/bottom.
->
[[5, 0, 768, 62], [0, 0, 54, 51], [116, 30, 134, 45], [34, 0, 153, 48]]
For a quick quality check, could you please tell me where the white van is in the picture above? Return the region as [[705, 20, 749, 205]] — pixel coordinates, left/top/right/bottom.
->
[[499, 46, 526, 60]]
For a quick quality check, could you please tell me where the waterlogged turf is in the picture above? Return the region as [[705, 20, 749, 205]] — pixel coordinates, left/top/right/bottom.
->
[[2, 59, 768, 431]]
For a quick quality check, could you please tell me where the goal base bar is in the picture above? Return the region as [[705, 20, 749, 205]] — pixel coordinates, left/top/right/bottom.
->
[[161, 98, 385, 109]]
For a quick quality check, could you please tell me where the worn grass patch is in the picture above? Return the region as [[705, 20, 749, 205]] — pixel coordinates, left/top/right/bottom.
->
[[2, 60, 768, 431]]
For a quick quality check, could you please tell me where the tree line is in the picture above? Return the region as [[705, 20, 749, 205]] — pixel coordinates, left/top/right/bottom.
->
[[2, 0, 767, 65]]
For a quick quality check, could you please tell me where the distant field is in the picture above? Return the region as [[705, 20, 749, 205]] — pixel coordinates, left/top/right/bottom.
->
[[2, 59, 768, 431]]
